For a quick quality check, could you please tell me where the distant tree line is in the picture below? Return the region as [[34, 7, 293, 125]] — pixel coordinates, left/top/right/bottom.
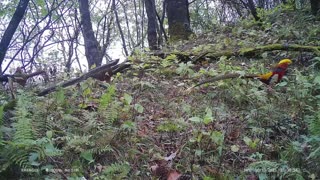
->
[[0, 0, 318, 73]]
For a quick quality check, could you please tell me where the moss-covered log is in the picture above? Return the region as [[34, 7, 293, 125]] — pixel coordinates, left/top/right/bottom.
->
[[239, 44, 320, 57], [151, 44, 320, 63]]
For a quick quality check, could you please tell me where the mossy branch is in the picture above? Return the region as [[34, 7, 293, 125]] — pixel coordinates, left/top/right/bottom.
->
[[155, 43, 320, 62], [238, 44, 320, 57]]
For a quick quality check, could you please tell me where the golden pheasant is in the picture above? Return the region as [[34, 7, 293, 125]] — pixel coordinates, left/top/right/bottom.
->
[[255, 59, 292, 85], [192, 59, 292, 88]]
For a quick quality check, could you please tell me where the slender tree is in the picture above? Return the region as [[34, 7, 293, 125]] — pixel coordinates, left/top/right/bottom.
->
[[112, 0, 129, 56], [0, 0, 30, 69], [145, 0, 158, 50], [310, 0, 320, 15], [78, 0, 103, 68], [247, 0, 260, 21]]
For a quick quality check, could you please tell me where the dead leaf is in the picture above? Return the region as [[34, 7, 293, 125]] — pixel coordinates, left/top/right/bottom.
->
[[167, 169, 182, 180], [228, 128, 240, 141]]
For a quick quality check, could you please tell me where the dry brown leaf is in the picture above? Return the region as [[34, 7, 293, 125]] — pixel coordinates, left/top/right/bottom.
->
[[167, 169, 182, 180], [228, 128, 240, 141]]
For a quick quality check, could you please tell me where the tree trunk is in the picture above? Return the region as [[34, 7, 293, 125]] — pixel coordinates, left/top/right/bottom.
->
[[0, 0, 30, 69], [145, 0, 158, 50], [112, 0, 129, 56], [310, 0, 320, 15], [166, 0, 192, 41], [247, 0, 260, 21], [257, 0, 264, 8], [78, 0, 102, 68], [159, 0, 168, 44]]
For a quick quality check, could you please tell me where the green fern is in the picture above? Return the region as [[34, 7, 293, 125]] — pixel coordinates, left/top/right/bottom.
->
[[81, 111, 101, 134], [305, 112, 320, 160], [30, 97, 55, 138], [246, 160, 303, 179], [104, 102, 119, 124], [97, 84, 119, 124], [101, 162, 130, 179], [99, 84, 116, 111], [0, 92, 57, 174], [0, 92, 35, 172], [54, 87, 66, 107], [0, 105, 4, 146], [0, 105, 3, 125], [12, 92, 34, 143], [89, 145, 114, 155], [65, 135, 95, 152], [308, 112, 320, 136]]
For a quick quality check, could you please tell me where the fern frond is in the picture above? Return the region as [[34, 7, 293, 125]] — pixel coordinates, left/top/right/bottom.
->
[[13, 92, 34, 143], [104, 102, 119, 124], [0, 92, 41, 172], [309, 112, 320, 136], [89, 145, 114, 155], [65, 135, 95, 152], [102, 162, 130, 179], [97, 85, 119, 125], [9, 149, 30, 168], [0, 105, 4, 146], [99, 85, 116, 111], [0, 105, 3, 126], [31, 100, 54, 138]]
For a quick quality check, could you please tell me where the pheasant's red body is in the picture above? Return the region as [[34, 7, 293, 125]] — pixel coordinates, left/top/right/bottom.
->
[[258, 59, 292, 84], [257, 59, 292, 85]]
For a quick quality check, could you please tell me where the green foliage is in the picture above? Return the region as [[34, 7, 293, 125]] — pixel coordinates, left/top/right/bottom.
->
[[181, 53, 320, 178], [176, 62, 195, 77], [121, 121, 136, 133], [308, 111, 320, 136], [100, 162, 130, 179], [13, 92, 34, 143], [0, 81, 140, 178], [80, 151, 94, 163], [246, 161, 303, 179], [0, 91, 62, 176], [0, 105, 4, 147], [0, 105, 3, 125], [120, 93, 144, 116], [99, 84, 116, 111], [188, 0, 221, 32], [54, 87, 66, 107], [243, 136, 260, 150], [189, 107, 215, 125], [134, 103, 144, 113], [123, 93, 133, 105], [156, 120, 186, 133], [161, 55, 177, 68]]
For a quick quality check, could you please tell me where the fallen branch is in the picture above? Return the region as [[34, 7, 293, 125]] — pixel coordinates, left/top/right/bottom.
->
[[0, 69, 47, 86], [149, 43, 320, 63], [37, 59, 131, 96], [238, 44, 320, 57], [192, 44, 320, 62]]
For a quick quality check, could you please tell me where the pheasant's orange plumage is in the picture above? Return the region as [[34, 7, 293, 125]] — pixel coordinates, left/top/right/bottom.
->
[[256, 59, 292, 85]]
